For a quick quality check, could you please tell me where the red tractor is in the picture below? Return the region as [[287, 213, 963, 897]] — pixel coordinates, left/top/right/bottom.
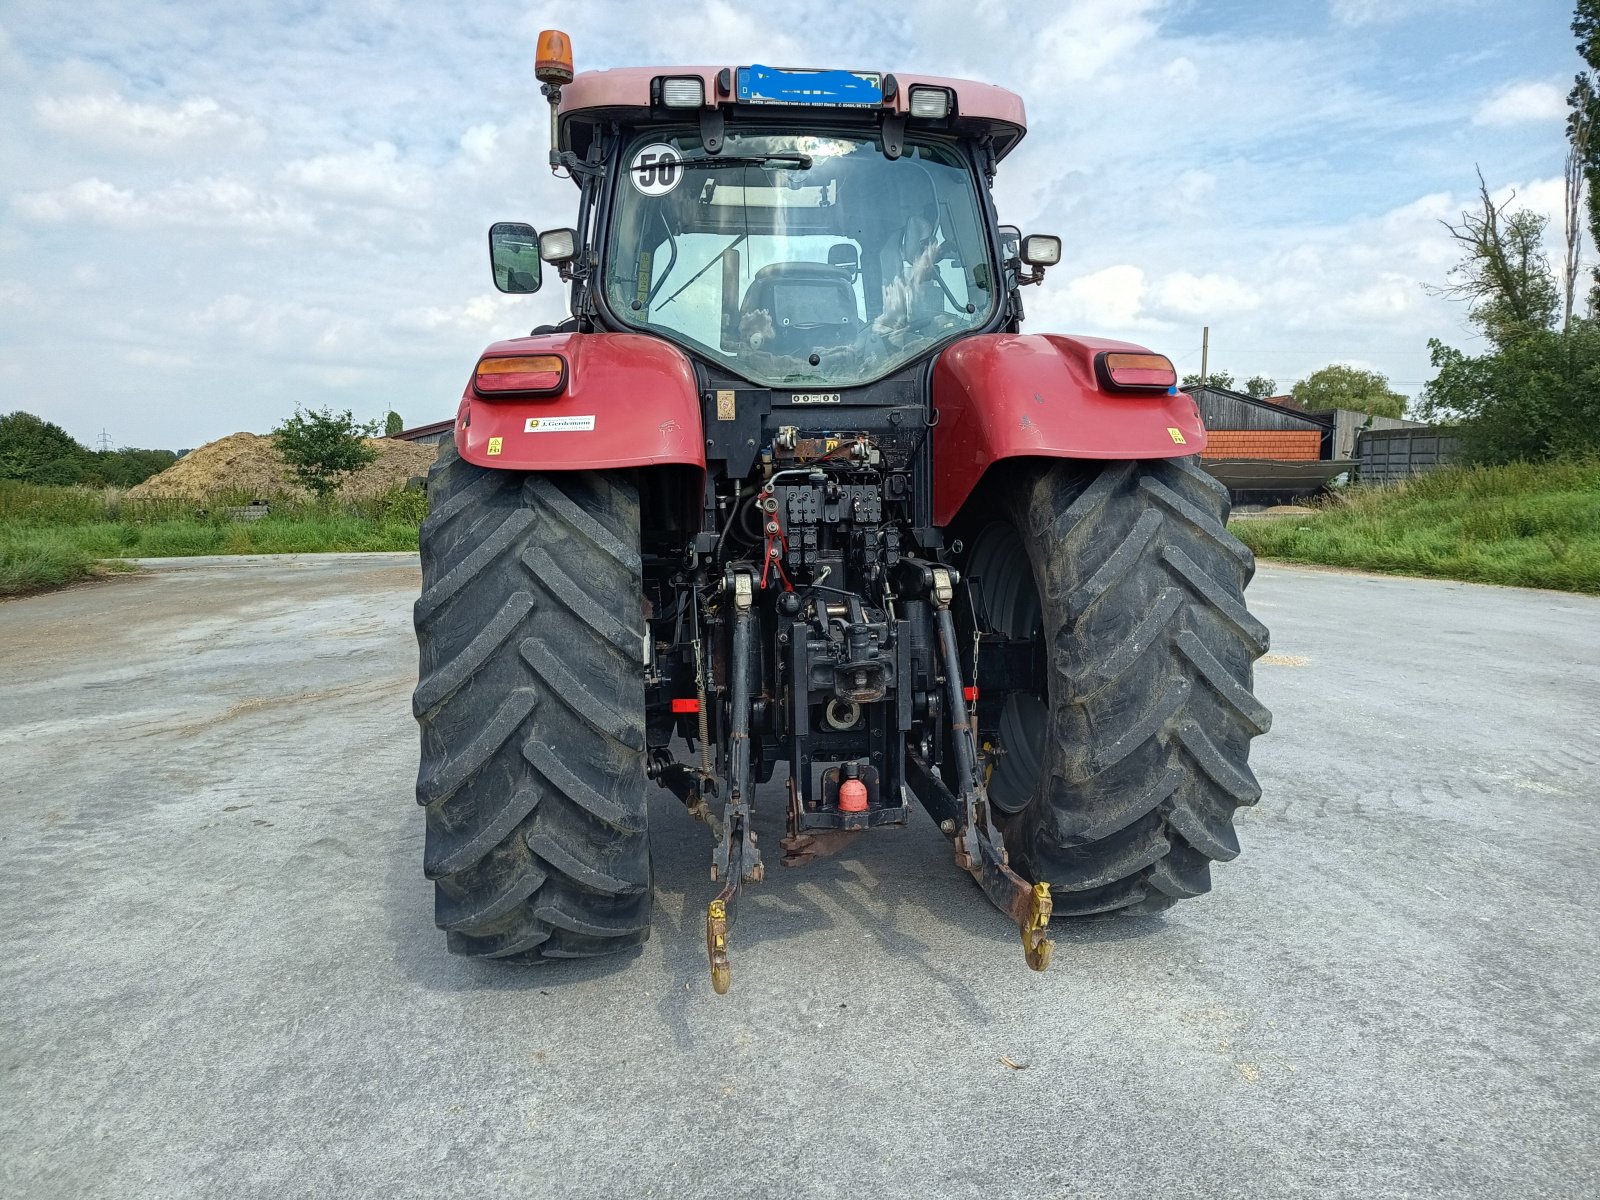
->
[[413, 33, 1271, 992]]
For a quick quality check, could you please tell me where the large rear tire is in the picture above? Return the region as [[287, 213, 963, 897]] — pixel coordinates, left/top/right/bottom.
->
[[412, 437, 651, 961], [959, 457, 1271, 916]]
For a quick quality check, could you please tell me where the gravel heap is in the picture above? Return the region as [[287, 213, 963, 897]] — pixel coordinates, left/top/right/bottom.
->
[[127, 433, 439, 501]]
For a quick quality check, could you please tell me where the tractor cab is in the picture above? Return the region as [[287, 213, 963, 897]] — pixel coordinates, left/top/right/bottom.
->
[[491, 48, 1061, 392]]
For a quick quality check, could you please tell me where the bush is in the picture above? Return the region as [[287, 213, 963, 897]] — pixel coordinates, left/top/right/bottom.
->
[[0, 412, 90, 483], [272, 407, 378, 499], [1421, 326, 1600, 464]]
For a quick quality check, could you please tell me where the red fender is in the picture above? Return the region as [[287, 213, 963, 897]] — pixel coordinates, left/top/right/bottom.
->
[[931, 333, 1206, 525], [454, 332, 706, 472]]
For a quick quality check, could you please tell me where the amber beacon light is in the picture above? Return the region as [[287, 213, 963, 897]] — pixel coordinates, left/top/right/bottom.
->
[[537, 30, 575, 170], [536, 30, 573, 84]]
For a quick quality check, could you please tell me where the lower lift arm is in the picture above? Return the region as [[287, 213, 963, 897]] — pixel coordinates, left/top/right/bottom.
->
[[899, 560, 1053, 972]]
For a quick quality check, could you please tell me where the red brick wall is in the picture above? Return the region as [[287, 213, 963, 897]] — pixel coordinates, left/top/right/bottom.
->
[[1201, 430, 1323, 461]]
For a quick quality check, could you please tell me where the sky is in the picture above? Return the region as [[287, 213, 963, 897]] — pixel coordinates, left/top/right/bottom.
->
[[0, 0, 1580, 450]]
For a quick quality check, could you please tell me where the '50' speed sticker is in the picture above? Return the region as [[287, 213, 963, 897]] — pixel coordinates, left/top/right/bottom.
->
[[630, 143, 682, 196]]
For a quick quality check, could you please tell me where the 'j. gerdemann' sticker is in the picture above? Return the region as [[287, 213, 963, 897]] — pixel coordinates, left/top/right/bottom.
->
[[525, 415, 596, 432], [630, 143, 683, 196]]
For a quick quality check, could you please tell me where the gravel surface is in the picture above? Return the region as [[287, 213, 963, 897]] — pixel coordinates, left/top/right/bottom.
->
[[3, 553, 1597, 1199]]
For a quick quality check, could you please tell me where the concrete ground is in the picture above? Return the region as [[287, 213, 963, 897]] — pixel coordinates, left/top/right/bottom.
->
[[2, 553, 1597, 1199]]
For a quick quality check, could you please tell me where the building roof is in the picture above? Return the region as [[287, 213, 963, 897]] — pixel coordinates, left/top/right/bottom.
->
[[391, 419, 454, 441], [1187, 385, 1331, 431]]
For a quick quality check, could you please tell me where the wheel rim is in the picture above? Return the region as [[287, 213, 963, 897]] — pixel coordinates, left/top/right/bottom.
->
[[964, 520, 1048, 815]]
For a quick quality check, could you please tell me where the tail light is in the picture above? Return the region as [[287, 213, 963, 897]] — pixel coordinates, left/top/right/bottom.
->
[[474, 354, 567, 397], [1097, 352, 1177, 391]]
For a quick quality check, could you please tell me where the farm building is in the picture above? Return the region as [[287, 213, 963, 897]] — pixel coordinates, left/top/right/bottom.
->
[[1188, 385, 1430, 502], [1187, 385, 1343, 502], [391, 418, 455, 446]]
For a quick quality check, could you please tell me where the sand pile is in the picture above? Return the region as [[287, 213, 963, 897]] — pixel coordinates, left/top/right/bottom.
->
[[127, 433, 440, 501]]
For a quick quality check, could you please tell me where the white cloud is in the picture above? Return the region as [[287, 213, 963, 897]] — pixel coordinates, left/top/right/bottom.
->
[[1055, 264, 1150, 328], [1473, 80, 1567, 127], [32, 91, 262, 151], [391, 294, 534, 338], [0, 279, 38, 306], [191, 293, 372, 355], [281, 141, 433, 209], [1329, 0, 1476, 27], [1162, 56, 1199, 88], [13, 176, 313, 234], [1028, 0, 1163, 87], [1152, 271, 1261, 319], [125, 347, 192, 369], [459, 123, 499, 163]]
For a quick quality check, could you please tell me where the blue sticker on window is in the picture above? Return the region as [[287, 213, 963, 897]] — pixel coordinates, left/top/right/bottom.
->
[[736, 65, 883, 107]]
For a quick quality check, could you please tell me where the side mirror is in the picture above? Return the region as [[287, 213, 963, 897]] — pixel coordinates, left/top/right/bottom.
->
[[827, 243, 860, 281], [489, 222, 542, 294], [997, 224, 1021, 263], [1020, 234, 1062, 268]]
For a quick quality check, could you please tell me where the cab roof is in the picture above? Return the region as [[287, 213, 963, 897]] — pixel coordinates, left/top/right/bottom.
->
[[557, 66, 1028, 161]]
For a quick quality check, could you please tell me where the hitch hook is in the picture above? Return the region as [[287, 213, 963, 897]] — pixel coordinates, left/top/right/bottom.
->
[[706, 899, 731, 995]]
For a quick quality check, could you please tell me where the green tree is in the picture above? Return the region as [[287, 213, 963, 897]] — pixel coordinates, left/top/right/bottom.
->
[[385, 410, 404, 437], [92, 447, 178, 488], [0, 411, 92, 484], [1290, 365, 1408, 418], [272, 407, 377, 500], [1421, 162, 1598, 464], [1427, 172, 1559, 348], [1571, 0, 1600, 314], [1180, 369, 1236, 390], [1421, 328, 1600, 463], [1244, 375, 1277, 399]]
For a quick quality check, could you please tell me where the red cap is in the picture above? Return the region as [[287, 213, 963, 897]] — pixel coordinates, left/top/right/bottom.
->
[[839, 778, 869, 813]]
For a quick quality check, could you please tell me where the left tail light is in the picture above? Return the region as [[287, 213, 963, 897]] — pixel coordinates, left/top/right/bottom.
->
[[1097, 351, 1177, 392], [473, 353, 567, 398]]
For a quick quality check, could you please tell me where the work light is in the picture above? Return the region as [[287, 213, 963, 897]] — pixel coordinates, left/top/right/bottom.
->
[[908, 86, 952, 118], [661, 77, 705, 107], [539, 228, 576, 263]]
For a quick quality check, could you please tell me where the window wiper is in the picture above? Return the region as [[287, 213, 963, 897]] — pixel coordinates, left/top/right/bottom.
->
[[629, 152, 812, 173], [659, 233, 748, 310]]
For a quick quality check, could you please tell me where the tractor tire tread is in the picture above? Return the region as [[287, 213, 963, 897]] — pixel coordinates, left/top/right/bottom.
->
[[993, 456, 1270, 915], [413, 436, 651, 963]]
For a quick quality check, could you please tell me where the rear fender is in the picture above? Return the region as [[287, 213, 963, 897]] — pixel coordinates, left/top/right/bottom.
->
[[932, 334, 1205, 525], [454, 331, 706, 473]]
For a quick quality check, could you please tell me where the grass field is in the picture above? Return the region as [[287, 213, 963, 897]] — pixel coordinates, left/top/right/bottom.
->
[[0, 482, 426, 598], [8, 461, 1599, 600], [1232, 460, 1600, 594]]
